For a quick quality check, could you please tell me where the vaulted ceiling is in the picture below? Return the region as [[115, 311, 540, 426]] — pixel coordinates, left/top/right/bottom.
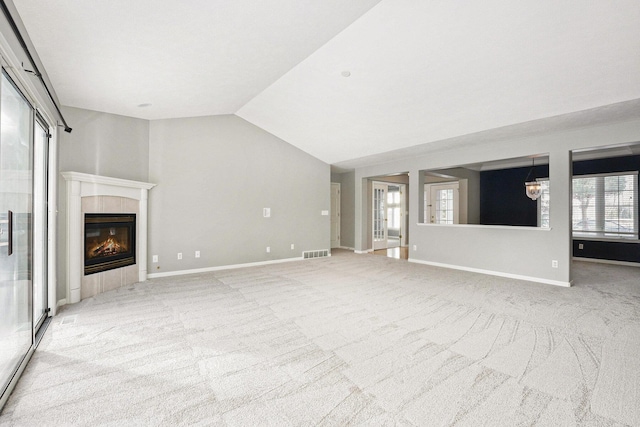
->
[[15, 0, 640, 166]]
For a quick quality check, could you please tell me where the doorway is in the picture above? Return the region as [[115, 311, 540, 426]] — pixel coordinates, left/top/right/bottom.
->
[[371, 178, 408, 259]]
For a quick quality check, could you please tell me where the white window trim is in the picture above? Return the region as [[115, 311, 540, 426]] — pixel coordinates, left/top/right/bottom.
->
[[536, 172, 639, 240]]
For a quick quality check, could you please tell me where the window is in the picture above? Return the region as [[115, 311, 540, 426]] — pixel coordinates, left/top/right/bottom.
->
[[424, 182, 459, 224], [537, 180, 550, 228], [572, 172, 638, 239], [537, 172, 638, 238], [387, 186, 401, 229], [435, 189, 454, 224]]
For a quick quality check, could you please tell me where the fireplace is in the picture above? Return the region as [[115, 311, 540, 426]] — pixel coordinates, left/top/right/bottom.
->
[[84, 213, 136, 275]]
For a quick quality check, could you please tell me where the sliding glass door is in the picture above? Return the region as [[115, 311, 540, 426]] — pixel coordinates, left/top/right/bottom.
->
[[0, 71, 34, 396]]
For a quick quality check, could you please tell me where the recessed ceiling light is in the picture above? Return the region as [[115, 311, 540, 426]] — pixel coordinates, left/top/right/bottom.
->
[[341, 71, 351, 77], [137, 103, 152, 108]]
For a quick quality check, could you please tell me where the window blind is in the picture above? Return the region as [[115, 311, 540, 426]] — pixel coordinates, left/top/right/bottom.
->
[[572, 172, 638, 238]]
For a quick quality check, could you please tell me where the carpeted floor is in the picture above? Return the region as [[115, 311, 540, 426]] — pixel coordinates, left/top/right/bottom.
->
[[1, 250, 639, 426]]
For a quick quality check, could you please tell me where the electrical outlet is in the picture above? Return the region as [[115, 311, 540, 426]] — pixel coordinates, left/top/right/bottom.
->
[[413, 245, 417, 251], [578, 244, 584, 250], [321, 210, 329, 216], [177, 252, 182, 260], [195, 251, 200, 258], [266, 246, 271, 253], [291, 244, 295, 250], [152, 255, 158, 263], [552, 260, 558, 268]]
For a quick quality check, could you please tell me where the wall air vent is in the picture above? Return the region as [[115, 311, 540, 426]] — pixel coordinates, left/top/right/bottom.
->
[[302, 249, 329, 259]]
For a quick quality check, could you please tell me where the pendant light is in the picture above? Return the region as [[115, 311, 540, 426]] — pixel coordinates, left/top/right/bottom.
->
[[525, 158, 542, 200]]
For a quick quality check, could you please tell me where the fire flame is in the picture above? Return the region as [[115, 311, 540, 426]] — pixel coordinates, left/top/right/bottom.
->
[[89, 236, 127, 258]]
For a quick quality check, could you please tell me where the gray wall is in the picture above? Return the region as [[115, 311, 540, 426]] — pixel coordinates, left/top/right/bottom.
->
[[57, 107, 150, 301], [331, 171, 355, 248], [59, 107, 150, 182], [353, 119, 640, 285], [56, 109, 329, 302], [147, 115, 329, 275]]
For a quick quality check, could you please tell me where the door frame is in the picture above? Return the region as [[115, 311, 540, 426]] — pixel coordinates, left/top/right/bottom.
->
[[33, 113, 51, 332], [399, 184, 407, 247], [330, 182, 341, 248]]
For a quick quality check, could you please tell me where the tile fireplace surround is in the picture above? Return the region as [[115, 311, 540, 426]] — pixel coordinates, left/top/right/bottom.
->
[[62, 172, 156, 304]]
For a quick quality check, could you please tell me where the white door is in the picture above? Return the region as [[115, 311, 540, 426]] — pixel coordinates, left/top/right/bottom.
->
[[426, 182, 459, 224], [330, 183, 340, 248], [400, 184, 407, 247], [386, 185, 402, 247], [373, 183, 388, 250]]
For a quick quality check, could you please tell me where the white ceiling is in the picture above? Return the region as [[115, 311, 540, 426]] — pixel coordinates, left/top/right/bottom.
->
[[13, 0, 382, 119], [14, 0, 640, 167]]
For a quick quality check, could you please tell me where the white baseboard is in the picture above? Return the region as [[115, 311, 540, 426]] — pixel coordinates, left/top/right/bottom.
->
[[147, 257, 304, 279], [354, 249, 373, 254], [408, 258, 572, 287], [56, 299, 67, 309], [337, 246, 355, 251], [573, 257, 640, 267]]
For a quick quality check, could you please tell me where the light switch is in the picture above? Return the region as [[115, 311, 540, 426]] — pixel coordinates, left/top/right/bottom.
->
[[263, 208, 271, 218]]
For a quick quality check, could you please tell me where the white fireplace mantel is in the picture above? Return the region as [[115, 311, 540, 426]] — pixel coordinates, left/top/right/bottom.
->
[[62, 172, 156, 304]]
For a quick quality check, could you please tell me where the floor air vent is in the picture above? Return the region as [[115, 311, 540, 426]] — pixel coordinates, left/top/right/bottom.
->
[[303, 249, 329, 259], [60, 315, 77, 326]]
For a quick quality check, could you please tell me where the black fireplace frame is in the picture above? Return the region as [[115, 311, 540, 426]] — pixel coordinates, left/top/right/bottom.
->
[[84, 213, 136, 275]]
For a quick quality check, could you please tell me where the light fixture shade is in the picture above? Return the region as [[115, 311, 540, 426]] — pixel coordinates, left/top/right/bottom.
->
[[525, 181, 542, 200]]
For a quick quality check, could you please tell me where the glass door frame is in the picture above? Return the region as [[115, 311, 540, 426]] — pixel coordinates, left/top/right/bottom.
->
[[0, 66, 54, 410], [33, 112, 50, 333]]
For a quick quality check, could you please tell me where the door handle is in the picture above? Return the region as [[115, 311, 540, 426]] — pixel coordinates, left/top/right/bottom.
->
[[0, 210, 12, 255], [7, 210, 12, 256]]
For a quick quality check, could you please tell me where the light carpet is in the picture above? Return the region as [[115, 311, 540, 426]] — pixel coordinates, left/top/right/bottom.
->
[[1, 250, 639, 426]]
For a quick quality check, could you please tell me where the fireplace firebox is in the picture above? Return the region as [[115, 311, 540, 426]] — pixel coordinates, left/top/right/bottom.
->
[[84, 213, 136, 275]]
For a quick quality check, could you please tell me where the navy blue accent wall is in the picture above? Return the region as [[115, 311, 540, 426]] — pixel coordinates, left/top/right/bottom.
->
[[480, 165, 549, 226], [573, 155, 640, 176], [573, 240, 640, 263], [479, 155, 640, 263]]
